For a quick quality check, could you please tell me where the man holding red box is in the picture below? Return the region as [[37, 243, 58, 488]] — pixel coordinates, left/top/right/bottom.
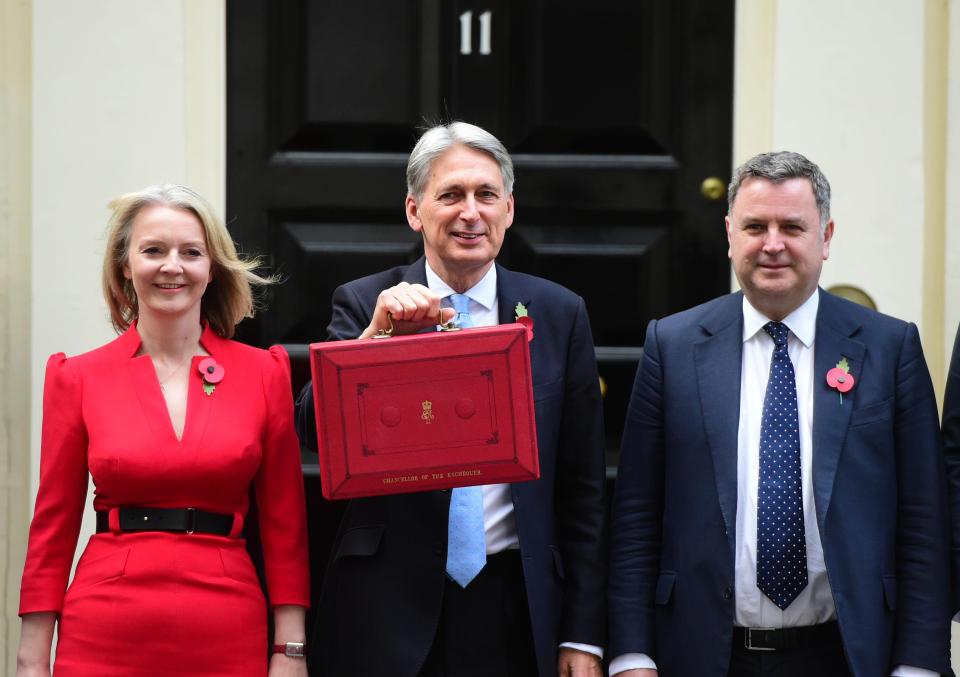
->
[[297, 122, 607, 677]]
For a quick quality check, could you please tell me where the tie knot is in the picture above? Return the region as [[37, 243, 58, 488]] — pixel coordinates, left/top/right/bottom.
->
[[763, 321, 790, 348], [448, 294, 474, 328], [449, 294, 471, 314]]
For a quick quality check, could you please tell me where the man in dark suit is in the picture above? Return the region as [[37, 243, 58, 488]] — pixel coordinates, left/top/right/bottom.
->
[[297, 122, 607, 677], [942, 324, 960, 617], [608, 151, 952, 677]]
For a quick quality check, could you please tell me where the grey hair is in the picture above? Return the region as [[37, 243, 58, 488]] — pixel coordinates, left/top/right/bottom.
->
[[727, 151, 831, 232], [406, 122, 514, 200]]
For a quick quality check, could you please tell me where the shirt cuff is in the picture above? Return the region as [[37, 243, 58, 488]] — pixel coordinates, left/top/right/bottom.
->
[[559, 642, 603, 659], [890, 666, 939, 677], [604, 657, 938, 676], [610, 653, 657, 675]]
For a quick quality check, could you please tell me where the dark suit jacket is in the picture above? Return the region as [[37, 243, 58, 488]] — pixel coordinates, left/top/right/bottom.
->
[[298, 258, 607, 677], [942, 322, 960, 615], [609, 290, 952, 677]]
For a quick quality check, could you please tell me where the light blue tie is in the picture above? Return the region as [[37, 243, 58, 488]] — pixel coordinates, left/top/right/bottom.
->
[[445, 293, 485, 586], [449, 293, 474, 329]]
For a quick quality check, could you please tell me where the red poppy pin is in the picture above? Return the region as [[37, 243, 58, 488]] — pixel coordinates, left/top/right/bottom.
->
[[826, 357, 855, 405], [514, 302, 534, 342], [198, 357, 225, 396]]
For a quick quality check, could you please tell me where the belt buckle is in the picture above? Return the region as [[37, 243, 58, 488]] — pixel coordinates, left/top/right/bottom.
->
[[745, 627, 776, 651], [185, 507, 196, 534]]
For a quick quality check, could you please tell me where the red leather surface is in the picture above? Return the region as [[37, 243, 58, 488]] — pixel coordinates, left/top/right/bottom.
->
[[310, 324, 539, 499]]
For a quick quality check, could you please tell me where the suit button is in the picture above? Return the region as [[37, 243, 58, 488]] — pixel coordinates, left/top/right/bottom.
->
[[723, 586, 733, 600]]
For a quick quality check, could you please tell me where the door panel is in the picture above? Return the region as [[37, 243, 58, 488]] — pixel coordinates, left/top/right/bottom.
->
[[272, 220, 422, 341]]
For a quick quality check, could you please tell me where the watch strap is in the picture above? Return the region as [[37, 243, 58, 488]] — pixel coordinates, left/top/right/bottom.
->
[[273, 642, 306, 658]]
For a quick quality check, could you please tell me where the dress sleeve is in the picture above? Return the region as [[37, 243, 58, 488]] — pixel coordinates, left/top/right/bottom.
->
[[255, 345, 311, 608], [19, 354, 89, 616]]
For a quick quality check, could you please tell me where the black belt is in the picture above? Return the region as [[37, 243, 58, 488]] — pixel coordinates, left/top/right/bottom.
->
[[96, 507, 233, 536], [733, 622, 841, 651]]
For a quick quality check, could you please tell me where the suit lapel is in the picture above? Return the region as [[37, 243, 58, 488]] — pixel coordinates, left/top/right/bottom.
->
[[495, 264, 527, 327], [693, 294, 744, 556], [496, 265, 534, 508], [402, 257, 428, 285], [811, 292, 865, 529]]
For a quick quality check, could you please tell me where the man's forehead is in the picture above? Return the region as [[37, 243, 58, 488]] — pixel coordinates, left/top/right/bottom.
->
[[737, 175, 815, 197], [733, 177, 816, 211], [735, 210, 816, 227], [428, 172, 506, 195], [428, 146, 503, 180], [432, 176, 504, 191]]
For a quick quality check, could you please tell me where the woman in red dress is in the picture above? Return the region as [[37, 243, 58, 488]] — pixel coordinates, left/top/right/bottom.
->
[[16, 185, 310, 676]]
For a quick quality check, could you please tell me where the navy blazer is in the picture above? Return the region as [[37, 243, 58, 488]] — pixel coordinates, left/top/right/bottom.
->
[[941, 322, 960, 615], [298, 258, 607, 677], [609, 290, 951, 677]]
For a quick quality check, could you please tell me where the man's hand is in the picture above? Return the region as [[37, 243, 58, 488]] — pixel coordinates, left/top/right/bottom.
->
[[557, 647, 603, 676], [358, 282, 456, 339]]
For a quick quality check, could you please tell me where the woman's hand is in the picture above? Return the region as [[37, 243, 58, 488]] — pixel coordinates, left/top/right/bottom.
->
[[268, 653, 308, 677], [269, 605, 307, 677], [16, 612, 55, 677], [15, 664, 51, 677]]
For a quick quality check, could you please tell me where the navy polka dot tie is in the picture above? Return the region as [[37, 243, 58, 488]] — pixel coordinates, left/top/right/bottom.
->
[[757, 321, 808, 609]]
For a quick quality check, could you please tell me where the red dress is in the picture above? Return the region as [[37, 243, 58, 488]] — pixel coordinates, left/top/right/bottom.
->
[[19, 325, 310, 676]]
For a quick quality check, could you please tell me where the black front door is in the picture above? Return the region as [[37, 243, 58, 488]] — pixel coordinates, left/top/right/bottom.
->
[[228, 0, 734, 628], [228, 0, 734, 450]]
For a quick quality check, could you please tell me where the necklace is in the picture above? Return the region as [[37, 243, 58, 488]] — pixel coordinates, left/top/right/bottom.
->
[[155, 353, 193, 392]]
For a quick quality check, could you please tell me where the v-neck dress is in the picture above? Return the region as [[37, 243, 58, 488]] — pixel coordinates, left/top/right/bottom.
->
[[19, 324, 310, 676]]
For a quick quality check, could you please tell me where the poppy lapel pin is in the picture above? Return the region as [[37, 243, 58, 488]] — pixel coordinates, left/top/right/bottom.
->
[[198, 357, 225, 396], [825, 357, 855, 405]]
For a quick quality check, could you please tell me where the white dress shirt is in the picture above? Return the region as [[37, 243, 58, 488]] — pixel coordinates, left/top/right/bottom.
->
[[610, 290, 935, 677], [425, 262, 519, 554], [425, 262, 602, 661], [735, 290, 834, 627]]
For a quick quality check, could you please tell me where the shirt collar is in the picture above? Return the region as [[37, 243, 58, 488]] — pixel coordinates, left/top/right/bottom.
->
[[742, 289, 819, 348], [424, 261, 498, 311]]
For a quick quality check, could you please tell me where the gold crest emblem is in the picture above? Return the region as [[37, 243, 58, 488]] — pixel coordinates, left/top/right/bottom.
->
[[421, 400, 435, 424]]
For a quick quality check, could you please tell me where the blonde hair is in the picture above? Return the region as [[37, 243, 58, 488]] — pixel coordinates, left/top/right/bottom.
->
[[102, 184, 274, 337]]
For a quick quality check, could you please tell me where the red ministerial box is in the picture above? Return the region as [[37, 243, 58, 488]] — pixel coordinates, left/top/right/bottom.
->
[[309, 324, 540, 500]]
